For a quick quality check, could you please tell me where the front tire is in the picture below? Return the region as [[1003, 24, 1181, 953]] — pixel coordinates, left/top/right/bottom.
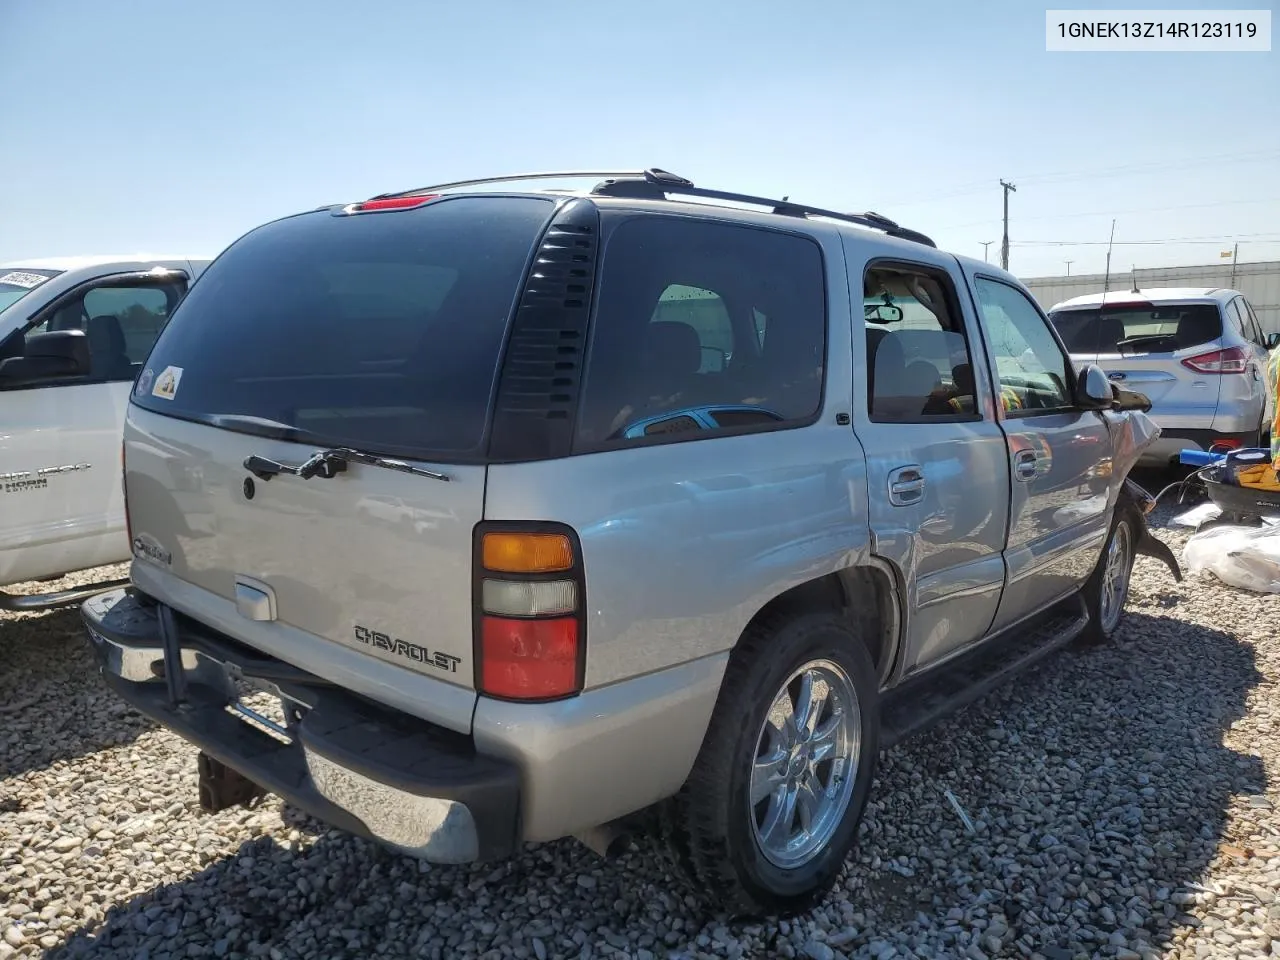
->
[[660, 611, 880, 917], [1080, 512, 1136, 644]]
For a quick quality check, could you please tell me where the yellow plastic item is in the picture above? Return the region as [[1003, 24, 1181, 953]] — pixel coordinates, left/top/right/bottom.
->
[[1236, 463, 1280, 492], [1269, 347, 1280, 472]]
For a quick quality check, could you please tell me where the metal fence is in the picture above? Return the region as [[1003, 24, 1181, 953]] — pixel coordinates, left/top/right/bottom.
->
[[1020, 259, 1280, 335]]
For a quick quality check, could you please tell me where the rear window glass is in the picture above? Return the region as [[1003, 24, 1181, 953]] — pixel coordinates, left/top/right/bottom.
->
[[131, 196, 554, 458], [1049, 303, 1222, 355]]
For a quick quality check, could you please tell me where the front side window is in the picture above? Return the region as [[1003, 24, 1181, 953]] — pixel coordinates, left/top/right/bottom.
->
[[576, 217, 826, 445], [973, 277, 1072, 414], [5, 279, 185, 386]]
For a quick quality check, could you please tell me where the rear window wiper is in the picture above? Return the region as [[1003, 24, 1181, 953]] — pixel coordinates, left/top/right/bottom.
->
[[1115, 333, 1177, 355], [243, 447, 450, 483]]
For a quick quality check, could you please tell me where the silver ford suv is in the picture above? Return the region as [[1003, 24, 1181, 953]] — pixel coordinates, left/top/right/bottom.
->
[[82, 169, 1180, 916], [1048, 287, 1277, 466]]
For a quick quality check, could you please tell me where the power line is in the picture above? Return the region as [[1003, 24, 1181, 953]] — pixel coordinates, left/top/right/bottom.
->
[[1012, 233, 1280, 247], [934, 196, 1280, 231], [1010, 147, 1280, 187], [881, 147, 1280, 208]]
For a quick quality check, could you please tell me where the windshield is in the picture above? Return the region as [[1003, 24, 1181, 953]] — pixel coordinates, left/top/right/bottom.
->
[[1049, 303, 1222, 355], [130, 195, 555, 459], [0, 268, 62, 313]]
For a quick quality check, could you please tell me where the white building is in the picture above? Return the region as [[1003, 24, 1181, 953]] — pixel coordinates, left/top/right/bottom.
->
[[1021, 259, 1280, 335]]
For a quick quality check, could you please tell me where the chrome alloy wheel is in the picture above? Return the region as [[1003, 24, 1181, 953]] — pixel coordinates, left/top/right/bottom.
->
[[1099, 520, 1133, 634], [748, 659, 862, 869]]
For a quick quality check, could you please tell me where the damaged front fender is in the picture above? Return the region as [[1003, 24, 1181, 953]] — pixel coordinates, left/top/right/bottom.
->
[[1102, 408, 1182, 582], [1120, 477, 1183, 582]]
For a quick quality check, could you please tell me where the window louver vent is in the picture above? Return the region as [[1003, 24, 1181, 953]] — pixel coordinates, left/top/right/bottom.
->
[[487, 199, 600, 461]]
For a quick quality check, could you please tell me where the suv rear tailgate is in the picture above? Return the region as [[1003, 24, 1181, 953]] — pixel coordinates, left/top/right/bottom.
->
[[125, 408, 486, 733], [119, 193, 560, 735], [1051, 301, 1225, 423]]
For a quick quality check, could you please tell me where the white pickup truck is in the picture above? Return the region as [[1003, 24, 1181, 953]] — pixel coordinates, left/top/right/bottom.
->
[[1, 255, 210, 611]]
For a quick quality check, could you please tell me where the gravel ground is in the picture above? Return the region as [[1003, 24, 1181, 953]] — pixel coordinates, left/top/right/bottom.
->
[[2, 495, 1279, 960]]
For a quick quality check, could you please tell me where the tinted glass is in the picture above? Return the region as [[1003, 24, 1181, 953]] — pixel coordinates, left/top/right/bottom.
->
[[974, 277, 1072, 412], [863, 265, 978, 421], [132, 196, 554, 458], [12, 279, 185, 384], [1241, 299, 1267, 345], [1050, 303, 1223, 354], [0, 268, 60, 314], [576, 217, 825, 445]]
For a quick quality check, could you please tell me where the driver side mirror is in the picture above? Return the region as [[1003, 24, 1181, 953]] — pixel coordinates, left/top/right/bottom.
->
[[1075, 363, 1114, 411], [0, 329, 92, 387], [1267, 331, 1280, 351]]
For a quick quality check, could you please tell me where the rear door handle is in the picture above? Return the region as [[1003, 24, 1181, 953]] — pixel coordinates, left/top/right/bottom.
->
[[888, 465, 925, 506], [1013, 449, 1037, 481]]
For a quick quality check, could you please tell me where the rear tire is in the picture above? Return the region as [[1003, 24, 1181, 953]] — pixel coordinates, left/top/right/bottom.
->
[[1080, 511, 1136, 645], [660, 611, 879, 917]]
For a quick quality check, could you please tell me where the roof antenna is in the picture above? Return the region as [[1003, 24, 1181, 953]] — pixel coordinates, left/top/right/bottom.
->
[[1101, 218, 1116, 303]]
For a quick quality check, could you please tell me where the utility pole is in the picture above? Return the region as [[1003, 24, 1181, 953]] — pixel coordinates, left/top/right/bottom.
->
[[999, 179, 1016, 270], [1064, 259, 1073, 276], [981, 241, 993, 262], [1230, 242, 1239, 286]]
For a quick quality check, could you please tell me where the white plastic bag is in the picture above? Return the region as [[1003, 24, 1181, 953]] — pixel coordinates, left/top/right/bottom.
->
[[1182, 523, 1280, 594]]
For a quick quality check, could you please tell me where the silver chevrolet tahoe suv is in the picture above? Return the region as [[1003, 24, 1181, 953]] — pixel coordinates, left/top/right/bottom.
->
[[82, 169, 1180, 916]]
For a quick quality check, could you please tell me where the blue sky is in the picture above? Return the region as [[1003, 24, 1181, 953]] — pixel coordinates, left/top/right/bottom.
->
[[2, 0, 1276, 278]]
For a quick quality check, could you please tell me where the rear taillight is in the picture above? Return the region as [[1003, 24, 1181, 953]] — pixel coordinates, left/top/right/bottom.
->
[[474, 526, 584, 701], [1182, 345, 1249, 374]]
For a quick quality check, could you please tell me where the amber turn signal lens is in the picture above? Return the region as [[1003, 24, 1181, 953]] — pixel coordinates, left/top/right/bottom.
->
[[481, 532, 574, 573]]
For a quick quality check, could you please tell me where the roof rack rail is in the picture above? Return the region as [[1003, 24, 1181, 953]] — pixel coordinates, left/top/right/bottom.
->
[[368, 170, 662, 201], [367, 167, 935, 247], [590, 169, 937, 248]]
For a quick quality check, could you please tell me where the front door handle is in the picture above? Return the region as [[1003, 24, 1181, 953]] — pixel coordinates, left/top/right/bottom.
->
[[888, 465, 925, 506], [1013, 449, 1037, 481]]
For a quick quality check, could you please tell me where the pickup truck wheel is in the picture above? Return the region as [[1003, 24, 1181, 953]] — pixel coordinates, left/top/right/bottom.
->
[[660, 611, 879, 917], [1080, 512, 1135, 644]]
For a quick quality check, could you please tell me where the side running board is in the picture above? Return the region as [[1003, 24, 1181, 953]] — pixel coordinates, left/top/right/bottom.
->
[[879, 595, 1089, 749]]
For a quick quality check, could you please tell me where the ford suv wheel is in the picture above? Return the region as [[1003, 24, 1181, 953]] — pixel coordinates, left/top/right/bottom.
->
[[660, 611, 879, 916]]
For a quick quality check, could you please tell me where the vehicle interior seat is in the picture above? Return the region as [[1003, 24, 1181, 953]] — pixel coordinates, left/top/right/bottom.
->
[[1176, 308, 1219, 349], [86, 315, 135, 381], [1096, 316, 1126, 353]]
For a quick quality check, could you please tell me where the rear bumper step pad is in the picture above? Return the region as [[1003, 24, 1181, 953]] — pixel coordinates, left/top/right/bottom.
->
[[81, 588, 520, 862]]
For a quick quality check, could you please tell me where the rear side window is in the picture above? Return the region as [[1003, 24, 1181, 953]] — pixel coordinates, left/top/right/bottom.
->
[[1050, 303, 1222, 355], [1241, 299, 1267, 346], [131, 196, 554, 458], [864, 263, 979, 422], [576, 217, 826, 445]]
